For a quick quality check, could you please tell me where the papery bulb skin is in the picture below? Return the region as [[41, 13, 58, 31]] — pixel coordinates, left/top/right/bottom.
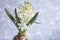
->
[[13, 33, 27, 40]]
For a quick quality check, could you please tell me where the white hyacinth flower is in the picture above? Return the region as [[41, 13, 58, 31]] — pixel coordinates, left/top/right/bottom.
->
[[17, 1, 34, 27]]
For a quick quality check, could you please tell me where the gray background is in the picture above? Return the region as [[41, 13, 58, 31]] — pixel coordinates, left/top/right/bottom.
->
[[0, 0, 60, 40]]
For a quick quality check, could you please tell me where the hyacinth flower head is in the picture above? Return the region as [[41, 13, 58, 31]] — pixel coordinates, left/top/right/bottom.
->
[[17, 1, 34, 27], [5, 1, 40, 36]]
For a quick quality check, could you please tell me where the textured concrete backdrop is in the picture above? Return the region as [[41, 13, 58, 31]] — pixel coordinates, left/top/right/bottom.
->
[[0, 0, 60, 40]]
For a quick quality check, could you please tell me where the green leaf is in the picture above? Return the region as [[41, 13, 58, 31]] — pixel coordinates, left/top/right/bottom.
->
[[19, 28, 26, 35], [19, 28, 22, 33], [27, 12, 38, 26], [5, 8, 19, 29], [5, 8, 15, 23], [15, 8, 21, 23], [21, 29, 26, 35]]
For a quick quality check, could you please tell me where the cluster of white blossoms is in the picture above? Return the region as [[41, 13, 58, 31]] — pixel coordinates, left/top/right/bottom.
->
[[17, 1, 34, 27]]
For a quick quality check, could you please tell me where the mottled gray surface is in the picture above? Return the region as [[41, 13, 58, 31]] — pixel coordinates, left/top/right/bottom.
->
[[0, 0, 60, 40]]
